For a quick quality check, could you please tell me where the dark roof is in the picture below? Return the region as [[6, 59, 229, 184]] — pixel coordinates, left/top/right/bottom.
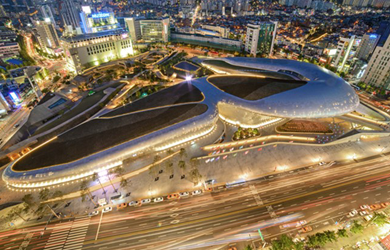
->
[[103, 82, 203, 118], [61, 28, 126, 43], [13, 104, 208, 171], [203, 59, 296, 80], [37, 92, 55, 105], [208, 75, 306, 100], [337, 129, 360, 140]]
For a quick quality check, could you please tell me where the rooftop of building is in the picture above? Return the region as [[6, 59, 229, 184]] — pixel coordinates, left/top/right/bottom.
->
[[61, 28, 127, 43]]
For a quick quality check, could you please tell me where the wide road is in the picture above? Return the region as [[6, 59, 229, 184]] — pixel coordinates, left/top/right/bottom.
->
[[2, 154, 390, 250]]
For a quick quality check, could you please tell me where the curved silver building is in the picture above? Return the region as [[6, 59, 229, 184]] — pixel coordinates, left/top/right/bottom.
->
[[2, 58, 359, 190]]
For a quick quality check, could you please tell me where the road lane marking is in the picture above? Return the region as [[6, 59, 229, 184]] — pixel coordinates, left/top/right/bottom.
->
[[83, 168, 390, 246]]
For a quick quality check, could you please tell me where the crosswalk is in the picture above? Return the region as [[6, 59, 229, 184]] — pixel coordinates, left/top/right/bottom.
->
[[44, 215, 90, 250]]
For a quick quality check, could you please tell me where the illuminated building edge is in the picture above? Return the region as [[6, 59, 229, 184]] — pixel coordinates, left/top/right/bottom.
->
[[2, 58, 360, 190]]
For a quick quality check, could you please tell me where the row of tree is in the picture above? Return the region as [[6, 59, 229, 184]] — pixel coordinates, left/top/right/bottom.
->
[[148, 148, 203, 186], [272, 213, 389, 250]]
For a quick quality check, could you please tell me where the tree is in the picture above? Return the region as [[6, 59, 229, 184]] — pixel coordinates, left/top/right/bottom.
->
[[92, 172, 106, 194], [190, 158, 199, 170], [39, 188, 50, 202], [22, 194, 35, 207], [107, 168, 118, 192], [52, 75, 61, 83], [307, 234, 320, 247], [188, 168, 202, 185], [271, 234, 296, 250], [324, 230, 337, 242], [80, 180, 97, 205], [371, 212, 389, 227], [350, 220, 364, 234], [337, 228, 348, 238], [178, 160, 186, 175], [244, 245, 253, 250], [120, 178, 129, 190], [165, 161, 174, 175], [179, 148, 187, 160]]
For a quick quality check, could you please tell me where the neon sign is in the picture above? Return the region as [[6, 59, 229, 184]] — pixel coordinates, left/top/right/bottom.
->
[[91, 13, 110, 19]]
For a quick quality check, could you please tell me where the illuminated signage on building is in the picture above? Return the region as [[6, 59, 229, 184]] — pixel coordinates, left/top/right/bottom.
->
[[121, 33, 128, 39], [369, 34, 378, 39], [9, 92, 20, 103], [91, 13, 110, 19]]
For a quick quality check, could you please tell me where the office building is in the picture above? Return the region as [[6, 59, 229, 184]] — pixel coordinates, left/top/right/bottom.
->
[[40, 4, 56, 27], [201, 25, 229, 38], [61, 0, 81, 34], [80, 7, 119, 34], [61, 29, 134, 74], [245, 22, 277, 57], [0, 28, 19, 60], [332, 35, 361, 72], [125, 17, 170, 43], [361, 35, 390, 89], [355, 33, 380, 61], [34, 19, 61, 54]]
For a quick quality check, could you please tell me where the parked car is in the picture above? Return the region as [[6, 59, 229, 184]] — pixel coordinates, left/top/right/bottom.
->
[[141, 198, 151, 204], [167, 193, 179, 200], [129, 200, 140, 206], [153, 197, 164, 203], [179, 192, 189, 197], [381, 202, 390, 208], [360, 205, 370, 210], [359, 210, 368, 216], [348, 209, 358, 217], [192, 190, 202, 196], [88, 210, 99, 216], [117, 203, 128, 209], [298, 226, 312, 233], [370, 204, 382, 210], [102, 206, 112, 213], [318, 162, 326, 166], [364, 214, 373, 221]]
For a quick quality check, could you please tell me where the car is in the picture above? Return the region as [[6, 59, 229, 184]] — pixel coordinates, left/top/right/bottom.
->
[[360, 205, 370, 210], [167, 193, 180, 200], [359, 210, 368, 216], [153, 197, 164, 203], [129, 200, 139, 206], [125, 192, 131, 197], [279, 220, 307, 229], [192, 190, 202, 196], [141, 198, 151, 204], [298, 226, 312, 233], [179, 192, 189, 197], [102, 206, 112, 213], [64, 202, 71, 208], [318, 161, 326, 166], [14, 124, 19, 128], [348, 210, 358, 217], [370, 204, 382, 210], [117, 203, 128, 209], [381, 202, 390, 208], [364, 214, 374, 221], [88, 210, 99, 216]]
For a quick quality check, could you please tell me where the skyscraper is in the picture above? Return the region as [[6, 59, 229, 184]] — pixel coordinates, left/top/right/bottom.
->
[[361, 35, 390, 89], [34, 19, 60, 54], [61, 0, 81, 33], [40, 4, 56, 28], [245, 21, 277, 57]]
